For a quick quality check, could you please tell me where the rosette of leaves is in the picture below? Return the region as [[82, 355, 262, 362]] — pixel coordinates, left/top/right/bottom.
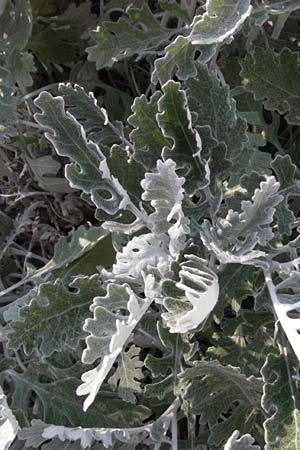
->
[[2, 1, 300, 449]]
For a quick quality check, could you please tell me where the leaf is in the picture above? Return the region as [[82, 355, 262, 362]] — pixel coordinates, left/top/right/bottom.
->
[[253, 0, 300, 26], [111, 233, 171, 282], [185, 64, 248, 160], [261, 350, 300, 449], [152, 36, 216, 85], [264, 270, 300, 362], [241, 47, 300, 125], [224, 430, 260, 450], [271, 155, 300, 235], [128, 91, 170, 169], [188, 0, 252, 45], [86, 4, 173, 70], [34, 92, 131, 215], [0, 0, 32, 53], [108, 345, 143, 404], [141, 159, 189, 257], [77, 279, 153, 411], [0, 386, 19, 450], [0, 367, 149, 429], [216, 176, 283, 246], [159, 0, 190, 23], [162, 255, 219, 333], [180, 361, 263, 446], [19, 226, 111, 290], [157, 80, 209, 195], [145, 320, 190, 400], [8, 275, 105, 357]]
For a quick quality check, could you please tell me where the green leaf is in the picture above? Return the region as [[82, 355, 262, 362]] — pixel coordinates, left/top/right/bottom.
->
[[33, 226, 111, 281], [271, 155, 300, 235], [157, 80, 209, 194], [152, 36, 215, 85], [224, 430, 260, 450], [262, 350, 300, 449], [86, 4, 174, 70], [34, 92, 130, 215], [241, 47, 300, 125], [180, 361, 263, 446], [185, 64, 248, 160], [0, 367, 150, 428], [108, 345, 143, 404], [188, 0, 252, 45], [0, 0, 32, 53], [8, 275, 105, 357], [159, 0, 190, 23], [128, 91, 170, 169]]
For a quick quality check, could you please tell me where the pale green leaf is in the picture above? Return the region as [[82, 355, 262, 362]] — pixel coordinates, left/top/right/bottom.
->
[[0, 386, 19, 450]]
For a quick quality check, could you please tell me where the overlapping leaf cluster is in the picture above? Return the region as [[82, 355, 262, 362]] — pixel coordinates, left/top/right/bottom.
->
[[1, 1, 300, 449]]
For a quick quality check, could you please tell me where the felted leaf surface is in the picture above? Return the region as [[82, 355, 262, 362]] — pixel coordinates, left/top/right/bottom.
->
[[185, 64, 248, 160], [108, 345, 143, 403], [224, 430, 260, 450], [265, 270, 300, 362], [262, 351, 300, 449], [188, 0, 252, 45], [141, 159, 189, 257], [128, 91, 170, 169], [180, 361, 263, 446], [162, 255, 219, 333], [78, 281, 153, 411], [8, 275, 105, 357], [157, 80, 208, 194], [34, 92, 130, 215], [217, 176, 282, 246], [0, 386, 19, 450], [86, 4, 173, 70], [241, 47, 300, 125]]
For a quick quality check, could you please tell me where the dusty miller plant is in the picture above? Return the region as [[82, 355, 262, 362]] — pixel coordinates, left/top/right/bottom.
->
[[1, 0, 300, 449]]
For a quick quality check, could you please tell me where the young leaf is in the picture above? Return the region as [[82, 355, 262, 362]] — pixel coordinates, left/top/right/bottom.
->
[[141, 159, 189, 257], [8, 276, 105, 357], [77, 279, 154, 411], [157, 80, 209, 194], [162, 255, 219, 333], [224, 430, 260, 450], [241, 47, 300, 125]]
